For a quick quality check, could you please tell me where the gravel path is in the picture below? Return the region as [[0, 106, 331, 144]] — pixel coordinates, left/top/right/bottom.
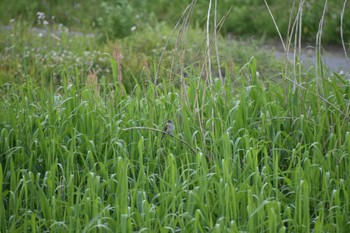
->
[[262, 40, 350, 74]]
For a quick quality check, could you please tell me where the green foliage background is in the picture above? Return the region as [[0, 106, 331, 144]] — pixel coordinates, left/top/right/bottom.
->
[[0, 0, 349, 43]]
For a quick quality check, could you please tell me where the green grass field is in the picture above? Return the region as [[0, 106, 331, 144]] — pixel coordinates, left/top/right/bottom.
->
[[1, 1, 350, 232]]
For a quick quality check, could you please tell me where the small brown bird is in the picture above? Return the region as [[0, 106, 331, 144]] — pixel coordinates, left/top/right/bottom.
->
[[161, 120, 175, 140]]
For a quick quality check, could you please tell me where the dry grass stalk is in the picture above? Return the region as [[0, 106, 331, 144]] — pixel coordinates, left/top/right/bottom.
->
[[340, 0, 349, 65], [113, 44, 124, 96], [85, 71, 100, 98], [154, 0, 197, 86]]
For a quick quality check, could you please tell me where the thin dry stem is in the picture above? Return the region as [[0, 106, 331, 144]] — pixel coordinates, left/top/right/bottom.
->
[[206, 0, 213, 85], [282, 75, 346, 117], [264, 0, 286, 51], [315, 0, 328, 96], [155, 0, 197, 86], [214, 0, 224, 86], [286, 0, 297, 51], [216, 6, 232, 33], [113, 44, 124, 96], [123, 126, 197, 154], [340, 0, 349, 66]]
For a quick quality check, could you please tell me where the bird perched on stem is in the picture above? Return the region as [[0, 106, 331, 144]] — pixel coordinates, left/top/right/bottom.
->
[[161, 120, 174, 140]]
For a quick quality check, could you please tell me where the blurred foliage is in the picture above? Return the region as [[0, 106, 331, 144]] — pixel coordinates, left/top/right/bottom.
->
[[0, 0, 349, 43], [97, 0, 152, 40], [0, 0, 100, 29]]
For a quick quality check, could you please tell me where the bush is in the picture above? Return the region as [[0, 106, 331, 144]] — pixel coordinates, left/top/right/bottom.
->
[[97, 0, 150, 39]]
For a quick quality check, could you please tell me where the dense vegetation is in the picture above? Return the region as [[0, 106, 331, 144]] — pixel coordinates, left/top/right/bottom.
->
[[1, 0, 349, 43], [1, 0, 350, 232]]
